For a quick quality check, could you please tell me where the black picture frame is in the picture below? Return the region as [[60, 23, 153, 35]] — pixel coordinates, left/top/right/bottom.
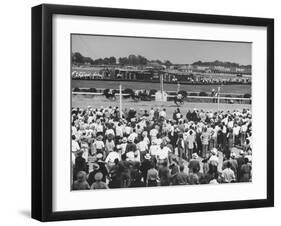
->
[[32, 4, 274, 222]]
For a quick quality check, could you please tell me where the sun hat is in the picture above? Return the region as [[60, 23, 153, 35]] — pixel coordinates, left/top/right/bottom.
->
[[97, 135, 103, 141], [230, 152, 236, 158], [192, 153, 199, 159], [142, 131, 148, 136], [92, 163, 100, 171], [245, 155, 252, 163], [96, 153, 103, 159], [211, 148, 218, 155], [77, 171, 86, 180], [94, 172, 103, 181], [144, 153, 151, 160]]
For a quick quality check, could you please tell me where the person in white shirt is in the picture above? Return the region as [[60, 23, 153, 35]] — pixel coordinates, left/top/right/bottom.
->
[[124, 125, 132, 136], [128, 129, 138, 143], [149, 140, 161, 158], [96, 121, 103, 135], [117, 137, 127, 156], [72, 135, 80, 165], [105, 150, 121, 168], [150, 127, 158, 140], [115, 123, 123, 139], [137, 138, 148, 161], [72, 135, 80, 153], [221, 162, 236, 183], [159, 108, 167, 119], [241, 122, 248, 145], [233, 124, 241, 145], [93, 135, 104, 154], [142, 131, 150, 146], [149, 108, 155, 121], [185, 130, 196, 160], [157, 143, 171, 163], [105, 127, 115, 137], [208, 148, 219, 167]]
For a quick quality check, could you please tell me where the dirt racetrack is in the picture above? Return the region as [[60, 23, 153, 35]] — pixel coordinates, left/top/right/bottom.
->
[[72, 94, 251, 118]]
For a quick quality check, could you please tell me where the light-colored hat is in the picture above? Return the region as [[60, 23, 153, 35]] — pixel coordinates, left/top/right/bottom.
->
[[96, 153, 103, 159], [81, 143, 88, 148], [246, 155, 252, 162], [128, 137, 133, 143], [122, 137, 127, 142], [144, 153, 151, 160], [211, 148, 218, 155], [94, 172, 103, 181], [192, 153, 199, 159]]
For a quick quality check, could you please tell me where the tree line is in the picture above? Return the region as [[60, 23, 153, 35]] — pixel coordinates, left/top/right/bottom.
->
[[192, 60, 251, 68], [72, 52, 173, 66]]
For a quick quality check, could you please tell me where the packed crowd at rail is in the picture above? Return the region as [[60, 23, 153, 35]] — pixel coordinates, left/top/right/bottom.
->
[[71, 106, 252, 190]]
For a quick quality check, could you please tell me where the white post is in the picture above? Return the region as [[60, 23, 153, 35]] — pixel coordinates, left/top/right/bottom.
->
[[177, 82, 180, 93], [217, 86, 220, 112], [119, 83, 122, 119], [160, 73, 164, 101]]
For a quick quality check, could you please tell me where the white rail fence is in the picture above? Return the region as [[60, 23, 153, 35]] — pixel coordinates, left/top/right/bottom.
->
[[72, 92, 251, 104]]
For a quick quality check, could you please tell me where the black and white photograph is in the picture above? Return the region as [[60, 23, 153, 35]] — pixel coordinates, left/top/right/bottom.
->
[[71, 34, 253, 190]]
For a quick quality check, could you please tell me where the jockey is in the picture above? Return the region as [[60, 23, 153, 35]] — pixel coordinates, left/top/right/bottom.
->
[[177, 93, 183, 100]]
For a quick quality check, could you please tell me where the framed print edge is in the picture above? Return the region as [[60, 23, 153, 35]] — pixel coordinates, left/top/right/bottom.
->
[[31, 4, 274, 222], [32, 4, 53, 221]]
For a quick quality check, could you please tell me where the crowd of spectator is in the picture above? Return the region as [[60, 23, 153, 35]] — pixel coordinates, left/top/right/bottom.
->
[[71, 106, 252, 190]]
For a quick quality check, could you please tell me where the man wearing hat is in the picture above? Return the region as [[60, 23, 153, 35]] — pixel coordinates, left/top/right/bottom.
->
[[90, 172, 108, 189], [188, 153, 201, 174], [72, 171, 90, 190], [140, 153, 152, 186], [87, 163, 100, 186], [125, 137, 137, 155], [105, 148, 121, 169], [236, 150, 246, 181], [149, 139, 160, 160], [137, 137, 148, 162], [208, 148, 219, 167], [221, 161, 236, 183], [93, 135, 104, 155], [96, 153, 108, 183]]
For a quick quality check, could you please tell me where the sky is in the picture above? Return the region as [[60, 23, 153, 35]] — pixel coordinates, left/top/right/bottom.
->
[[71, 34, 252, 65]]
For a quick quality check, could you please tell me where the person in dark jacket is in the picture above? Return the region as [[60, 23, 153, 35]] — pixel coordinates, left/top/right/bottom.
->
[[236, 151, 245, 181], [188, 153, 201, 174], [158, 161, 170, 186], [72, 171, 90, 190], [130, 162, 145, 187], [73, 151, 88, 181], [140, 153, 152, 186], [87, 163, 100, 186], [240, 157, 252, 182], [96, 153, 109, 183], [118, 154, 132, 188]]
